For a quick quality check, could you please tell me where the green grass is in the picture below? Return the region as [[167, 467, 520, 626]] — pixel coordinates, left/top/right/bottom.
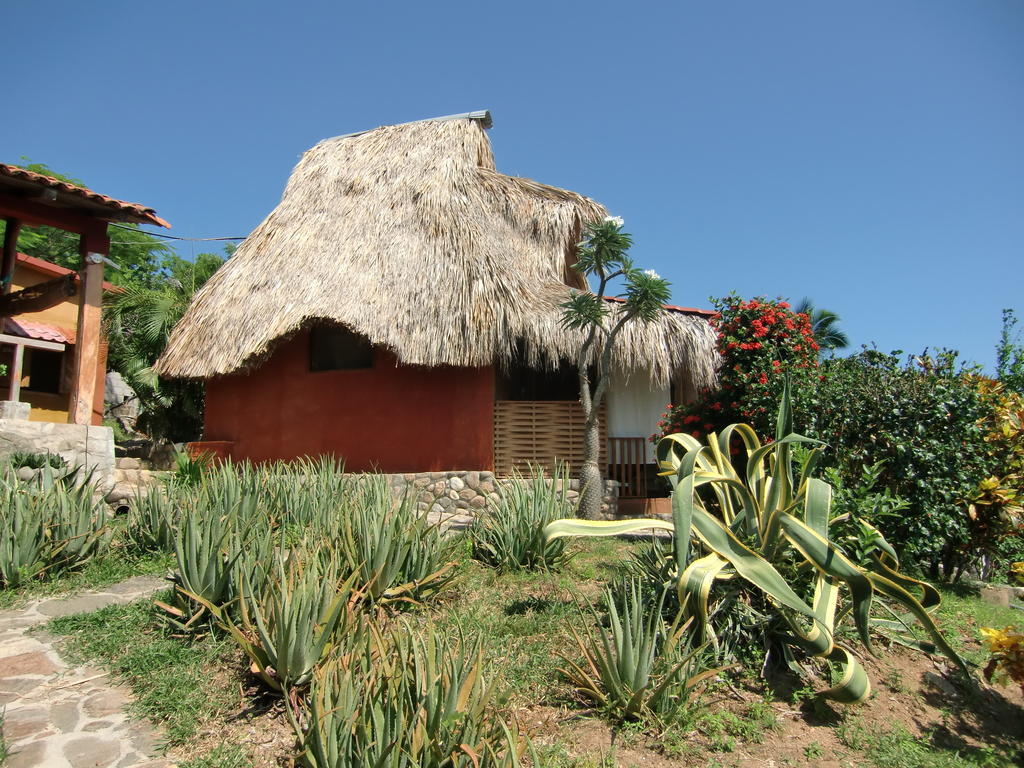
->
[[0, 547, 172, 610], [934, 584, 1023, 666], [0, 711, 7, 767], [838, 721, 1014, 768], [177, 744, 250, 768], [425, 537, 631, 706], [44, 593, 241, 746]]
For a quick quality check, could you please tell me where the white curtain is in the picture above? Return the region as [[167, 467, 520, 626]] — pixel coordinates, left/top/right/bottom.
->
[[605, 370, 671, 463]]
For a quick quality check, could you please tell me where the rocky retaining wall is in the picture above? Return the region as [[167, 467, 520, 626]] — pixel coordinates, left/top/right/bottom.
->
[[383, 471, 619, 523], [104, 465, 620, 521], [0, 420, 115, 492]]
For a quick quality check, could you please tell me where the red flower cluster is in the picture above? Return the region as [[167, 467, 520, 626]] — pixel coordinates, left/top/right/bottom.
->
[[654, 294, 820, 442]]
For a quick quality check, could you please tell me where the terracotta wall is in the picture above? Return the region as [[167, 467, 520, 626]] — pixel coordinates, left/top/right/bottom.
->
[[203, 331, 495, 472]]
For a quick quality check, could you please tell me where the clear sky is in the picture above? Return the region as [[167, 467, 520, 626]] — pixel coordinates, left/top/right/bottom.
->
[[4, 1, 1021, 370]]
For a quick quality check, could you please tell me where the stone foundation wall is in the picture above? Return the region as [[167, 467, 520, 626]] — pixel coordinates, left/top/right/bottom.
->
[[102, 464, 622, 522], [382, 471, 619, 520], [0, 419, 115, 492]]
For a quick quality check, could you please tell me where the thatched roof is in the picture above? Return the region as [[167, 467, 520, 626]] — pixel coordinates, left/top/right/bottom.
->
[[156, 115, 717, 390]]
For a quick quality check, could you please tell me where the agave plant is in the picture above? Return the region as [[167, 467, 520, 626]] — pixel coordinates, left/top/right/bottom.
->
[[560, 577, 717, 721], [547, 381, 966, 703], [300, 622, 528, 768], [470, 465, 573, 572]]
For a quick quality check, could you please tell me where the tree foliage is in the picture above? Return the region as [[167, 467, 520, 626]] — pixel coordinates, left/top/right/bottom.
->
[[794, 297, 849, 352], [104, 252, 225, 441], [997, 308, 1024, 396], [561, 217, 670, 519]]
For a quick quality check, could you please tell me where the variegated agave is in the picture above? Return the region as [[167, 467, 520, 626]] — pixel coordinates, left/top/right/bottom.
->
[[547, 382, 966, 703]]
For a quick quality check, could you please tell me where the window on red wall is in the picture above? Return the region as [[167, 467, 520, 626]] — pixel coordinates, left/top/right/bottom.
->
[[309, 326, 374, 372]]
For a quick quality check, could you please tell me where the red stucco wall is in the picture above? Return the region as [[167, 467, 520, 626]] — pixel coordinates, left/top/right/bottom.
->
[[203, 331, 495, 472]]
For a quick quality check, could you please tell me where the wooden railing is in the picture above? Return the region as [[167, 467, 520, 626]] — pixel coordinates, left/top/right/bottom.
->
[[607, 437, 648, 499], [493, 400, 606, 477]]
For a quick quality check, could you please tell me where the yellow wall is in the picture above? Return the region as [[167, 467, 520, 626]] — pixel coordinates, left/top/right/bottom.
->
[[3, 262, 77, 423], [9, 264, 80, 331]]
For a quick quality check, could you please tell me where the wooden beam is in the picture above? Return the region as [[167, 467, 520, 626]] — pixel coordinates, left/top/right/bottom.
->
[[0, 195, 111, 237], [0, 333, 66, 353], [2, 217, 21, 295], [7, 341, 23, 401], [0, 273, 77, 317], [68, 240, 104, 425]]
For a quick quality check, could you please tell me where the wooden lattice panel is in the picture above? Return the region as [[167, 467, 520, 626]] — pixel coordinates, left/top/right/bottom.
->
[[493, 400, 606, 477]]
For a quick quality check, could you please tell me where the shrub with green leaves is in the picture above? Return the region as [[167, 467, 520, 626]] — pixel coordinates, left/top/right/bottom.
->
[[471, 465, 573, 572], [803, 349, 997, 578], [548, 383, 966, 703]]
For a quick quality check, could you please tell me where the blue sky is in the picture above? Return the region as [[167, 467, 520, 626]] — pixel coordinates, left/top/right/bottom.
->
[[5, 1, 1021, 370]]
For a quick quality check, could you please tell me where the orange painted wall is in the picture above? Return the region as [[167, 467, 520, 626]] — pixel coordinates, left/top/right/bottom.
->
[[203, 330, 495, 472]]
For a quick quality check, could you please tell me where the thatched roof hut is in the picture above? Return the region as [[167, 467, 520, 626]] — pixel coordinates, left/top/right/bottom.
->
[[157, 114, 716, 392]]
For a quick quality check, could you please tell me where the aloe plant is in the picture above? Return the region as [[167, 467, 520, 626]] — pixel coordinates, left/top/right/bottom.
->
[[125, 485, 179, 552], [47, 481, 110, 569], [470, 465, 573, 572], [0, 475, 47, 586], [546, 381, 966, 703], [337, 477, 458, 606], [560, 578, 717, 721], [165, 506, 242, 628], [213, 546, 357, 692], [0, 466, 109, 586], [300, 623, 528, 767]]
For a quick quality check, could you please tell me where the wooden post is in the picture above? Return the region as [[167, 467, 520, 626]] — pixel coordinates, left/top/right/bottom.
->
[[68, 227, 108, 425], [8, 342, 23, 401], [2, 217, 21, 296]]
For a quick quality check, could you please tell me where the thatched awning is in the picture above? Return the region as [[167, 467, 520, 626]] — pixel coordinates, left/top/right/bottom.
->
[[156, 117, 717, 391]]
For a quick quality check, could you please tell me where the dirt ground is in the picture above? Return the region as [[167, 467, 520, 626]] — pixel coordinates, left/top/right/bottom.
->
[[523, 643, 1024, 767], [190, 638, 1023, 768]]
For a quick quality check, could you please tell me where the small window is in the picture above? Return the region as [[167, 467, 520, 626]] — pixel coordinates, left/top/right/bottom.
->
[[310, 326, 374, 372], [24, 349, 64, 394]]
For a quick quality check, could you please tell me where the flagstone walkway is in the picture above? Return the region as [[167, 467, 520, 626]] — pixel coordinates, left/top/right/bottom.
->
[[0, 576, 172, 768]]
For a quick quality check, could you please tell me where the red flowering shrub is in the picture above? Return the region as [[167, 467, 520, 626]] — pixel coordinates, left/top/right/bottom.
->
[[654, 294, 819, 443]]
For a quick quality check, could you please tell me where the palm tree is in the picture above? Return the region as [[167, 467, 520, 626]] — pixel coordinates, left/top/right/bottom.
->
[[104, 252, 224, 440], [795, 298, 849, 352]]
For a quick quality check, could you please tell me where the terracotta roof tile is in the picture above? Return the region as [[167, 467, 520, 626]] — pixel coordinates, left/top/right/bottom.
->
[[3, 317, 75, 345], [0, 163, 169, 228]]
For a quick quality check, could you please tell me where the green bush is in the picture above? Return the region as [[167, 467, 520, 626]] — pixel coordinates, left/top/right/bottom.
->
[[803, 349, 997, 578], [470, 465, 573, 572]]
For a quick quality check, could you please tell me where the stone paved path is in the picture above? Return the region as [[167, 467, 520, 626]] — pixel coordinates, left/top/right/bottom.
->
[[0, 576, 172, 767]]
